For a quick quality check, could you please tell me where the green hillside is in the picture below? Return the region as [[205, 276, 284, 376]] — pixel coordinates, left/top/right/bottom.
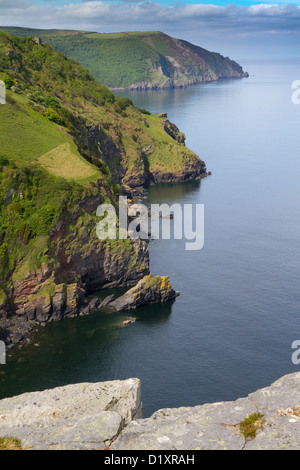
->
[[0, 27, 248, 90]]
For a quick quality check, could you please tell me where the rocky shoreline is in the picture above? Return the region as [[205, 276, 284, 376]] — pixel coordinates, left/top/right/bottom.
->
[[109, 72, 249, 92], [1, 372, 299, 450], [0, 235, 151, 348], [110, 72, 249, 92], [0, 272, 180, 350]]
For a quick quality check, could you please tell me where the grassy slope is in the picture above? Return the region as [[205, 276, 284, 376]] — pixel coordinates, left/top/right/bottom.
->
[[0, 27, 247, 89]]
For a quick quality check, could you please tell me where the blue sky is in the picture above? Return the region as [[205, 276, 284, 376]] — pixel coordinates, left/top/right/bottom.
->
[[0, 0, 299, 59]]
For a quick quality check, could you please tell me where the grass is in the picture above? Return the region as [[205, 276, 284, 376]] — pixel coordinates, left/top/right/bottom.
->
[[0, 436, 23, 450], [0, 288, 6, 305], [38, 142, 98, 181], [239, 413, 265, 440], [144, 114, 187, 172], [0, 97, 65, 162], [11, 235, 49, 283], [0, 93, 99, 185]]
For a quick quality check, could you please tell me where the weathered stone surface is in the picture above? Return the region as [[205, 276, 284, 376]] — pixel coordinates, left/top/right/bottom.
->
[[51, 284, 67, 320], [112, 372, 300, 450], [107, 274, 179, 311], [99, 294, 116, 309], [2, 374, 300, 450], [0, 378, 142, 450]]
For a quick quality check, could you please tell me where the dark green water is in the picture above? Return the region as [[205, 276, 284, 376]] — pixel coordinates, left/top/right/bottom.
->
[[1, 59, 300, 417]]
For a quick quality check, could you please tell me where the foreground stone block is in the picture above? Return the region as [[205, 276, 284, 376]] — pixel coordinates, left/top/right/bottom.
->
[[112, 372, 300, 450], [1, 373, 300, 450], [0, 378, 142, 450]]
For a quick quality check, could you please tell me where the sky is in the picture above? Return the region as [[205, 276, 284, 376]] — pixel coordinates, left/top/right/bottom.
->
[[0, 0, 299, 60]]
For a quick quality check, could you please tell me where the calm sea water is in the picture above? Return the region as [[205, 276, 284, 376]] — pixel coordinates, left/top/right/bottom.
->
[[1, 59, 300, 417]]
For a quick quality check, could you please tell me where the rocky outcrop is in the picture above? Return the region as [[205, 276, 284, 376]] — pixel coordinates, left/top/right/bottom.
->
[[1, 373, 300, 450], [0, 378, 142, 450], [163, 119, 186, 145], [106, 274, 179, 311], [150, 155, 207, 184], [112, 372, 300, 450]]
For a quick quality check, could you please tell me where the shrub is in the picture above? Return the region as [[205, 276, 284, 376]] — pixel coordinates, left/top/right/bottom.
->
[[139, 108, 151, 115], [91, 157, 110, 175], [115, 97, 133, 110], [0, 155, 10, 171], [0, 243, 8, 271], [44, 107, 65, 126], [1, 74, 13, 90]]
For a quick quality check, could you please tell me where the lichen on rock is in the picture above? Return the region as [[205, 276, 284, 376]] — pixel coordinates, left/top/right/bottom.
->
[[106, 274, 180, 311]]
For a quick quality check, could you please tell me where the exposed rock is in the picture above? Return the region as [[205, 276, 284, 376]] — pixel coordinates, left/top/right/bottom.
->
[[1, 373, 300, 450], [87, 297, 100, 311], [116, 317, 136, 328], [150, 153, 207, 184], [112, 372, 300, 450], [162, 118, 186, 145], [2, 236, 150, 344], [0, 378, 142, 450], [64, 283, 86, 317], [51, 284, 67, 321], [107, 274, 179, 311], [79, 295, 116, 316], [53, 233, 149, 293], [99, 294, 116, 309], [5, 188, 14, 204], [14, 264, 52, 303]]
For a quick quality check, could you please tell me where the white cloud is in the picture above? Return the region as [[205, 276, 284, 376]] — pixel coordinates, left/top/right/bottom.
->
[[0, 2, 299, 58], [0, 1, 298, 27]]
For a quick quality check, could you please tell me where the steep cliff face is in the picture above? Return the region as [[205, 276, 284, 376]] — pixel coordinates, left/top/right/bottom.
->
[[0, 175, 150, 345]]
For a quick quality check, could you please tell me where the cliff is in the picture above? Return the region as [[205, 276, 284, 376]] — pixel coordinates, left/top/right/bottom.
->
[[1, 373, 300, 450], [0, 28, 248, 90], [0, 31, 204, 344]]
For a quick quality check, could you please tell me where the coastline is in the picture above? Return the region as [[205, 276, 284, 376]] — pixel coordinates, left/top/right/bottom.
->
[[110, 72, 249, 92]]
